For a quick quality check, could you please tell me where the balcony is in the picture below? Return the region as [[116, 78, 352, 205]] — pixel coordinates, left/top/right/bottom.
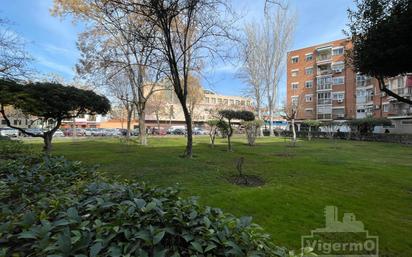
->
[[317, 75, 332, 91], [316, 46, 332, 63], [356, 75, 372, 87], [317, 84, 332, 91], [317, 113, 332, 120], [317, 54, 332, 62], [317, 65, 333, 76], [318, 99, 332, 105]]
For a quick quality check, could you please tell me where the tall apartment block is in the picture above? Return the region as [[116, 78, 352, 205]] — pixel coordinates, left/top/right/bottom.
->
[[286, 38, 412, 133]]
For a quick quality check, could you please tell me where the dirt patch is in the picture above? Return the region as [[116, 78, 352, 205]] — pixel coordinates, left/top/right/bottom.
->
[[227, 175, 265, 187]]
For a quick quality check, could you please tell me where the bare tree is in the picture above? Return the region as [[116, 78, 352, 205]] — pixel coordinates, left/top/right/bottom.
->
[[186, 75, 205, 125], [0, 18, 31, 78], [53, 0, 164, 145], [146, 90, 167, 132], [281, 94, 302, 146], [106, 0, 236, 158], [239, 22, 265, 136], [262, 1, 295, 136], [106, 71, 135, 138]]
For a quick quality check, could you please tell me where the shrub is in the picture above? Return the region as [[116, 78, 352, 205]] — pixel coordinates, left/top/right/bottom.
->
[[0, 139, 33, 160], [242, 120, 264, 146], [219, 110, 255, 151], [0, 156, 292, 257], [346, 117, 392, 135]]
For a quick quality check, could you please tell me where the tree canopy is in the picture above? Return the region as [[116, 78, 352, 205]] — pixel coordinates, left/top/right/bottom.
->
[[347, 0, 412, 104], [0, 79, 110, 151]]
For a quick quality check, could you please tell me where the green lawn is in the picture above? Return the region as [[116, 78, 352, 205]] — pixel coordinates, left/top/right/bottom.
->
[[30, 136, 412, 256]]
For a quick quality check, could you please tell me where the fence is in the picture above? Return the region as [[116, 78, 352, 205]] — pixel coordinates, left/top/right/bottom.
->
[[277, 131, 412, 144]]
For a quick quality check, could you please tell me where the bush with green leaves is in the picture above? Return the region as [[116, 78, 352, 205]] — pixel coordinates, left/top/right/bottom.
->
[[219, 110, 255, 151], [346, 117, 391, 135], [242, 120, 264, 146], [0, 155, 301, 257], [0, 139, 33, 160]]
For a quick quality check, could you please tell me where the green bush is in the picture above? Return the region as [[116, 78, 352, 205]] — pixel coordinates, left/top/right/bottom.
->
[[0, 139, 33, 160], [0, 156, 292, 257]]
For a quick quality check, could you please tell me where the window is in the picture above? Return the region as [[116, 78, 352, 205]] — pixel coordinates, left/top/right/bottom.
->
[[333, 76, 345, 85], [291, 69, 299, 77], [317, 92, 331, 105], [305, 53, 313, 61], [235, 100, 240, 105], [305, 94, 313, 102], [291, 56, 299, 63], [305, 67, 313, 75], [230, 99, 234, 105], [317, 76, 333, 90], [383, 104, 389, 112], [332, 47, 344, 56], [291, 82, 298, 90], [332, 92, 345, 101], [305, 108, 313, 113], [205, 97, 210, 103], [305, 81, 313, 88], [224, 99, 228, 105], [218, 98, 222, 104], [212, 98, 216, 104], [1, 120, 6, 125], [291, 96, 299, 106], [332, 62, 344, 73]]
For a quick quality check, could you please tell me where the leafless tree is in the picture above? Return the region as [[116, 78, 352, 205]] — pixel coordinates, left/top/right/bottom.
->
[[239, 22, 266, 136], [262, 1, 295, 136], [186, 75, 205, 125], [53, 0, 165, 145], [106, 71, 135, 138], [0, 18, 31, 78], [146, 90, 167, 132], [104, 0, 236, 158], [281, 94, 302, 146]]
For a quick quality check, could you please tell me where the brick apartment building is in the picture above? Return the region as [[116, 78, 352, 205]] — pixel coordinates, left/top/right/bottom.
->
[[286, 38, 412, 133]]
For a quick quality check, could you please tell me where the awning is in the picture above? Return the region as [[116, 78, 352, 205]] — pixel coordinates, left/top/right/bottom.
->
[[406, 75, 412, 87]]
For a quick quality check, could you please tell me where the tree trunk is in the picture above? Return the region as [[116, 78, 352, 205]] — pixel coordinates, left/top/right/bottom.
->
[[269, 104, 274, 136], [209, 127, 216, 148], [126, 107, 132, 139], [138, 111, 147, 145], [308, 126, 312, 141], [291, 118, 296, 146], [257, 104, 263, 137], [43, 133, 53, 153], [182, 105, 193, 158], [227, 120, 233, 151], [156, 112, 160, 133]]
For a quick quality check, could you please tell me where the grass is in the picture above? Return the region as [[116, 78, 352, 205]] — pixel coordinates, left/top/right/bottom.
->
[[28, 136, 412, 256]]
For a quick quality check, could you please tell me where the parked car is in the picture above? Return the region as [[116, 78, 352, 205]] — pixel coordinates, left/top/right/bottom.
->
[[152, 128, 167, 135], [104, 128, 122, 137], [64, 128, 86, 136], [170, 128, 186, 135], [54, 129, 65, 137], [193, 127, 208, 135], [131, 129, 140, 136], [0, 128, 19, 137], [25, 128, 44, 137]]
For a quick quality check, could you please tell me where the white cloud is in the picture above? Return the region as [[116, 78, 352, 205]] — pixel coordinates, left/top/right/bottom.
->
[[34, 54, 75, 78]]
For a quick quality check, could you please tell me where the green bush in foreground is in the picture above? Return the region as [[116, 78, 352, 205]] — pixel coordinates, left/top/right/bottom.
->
[[0, 155, 301, 257]]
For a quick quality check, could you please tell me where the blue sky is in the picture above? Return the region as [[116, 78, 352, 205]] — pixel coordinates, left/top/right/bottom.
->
[[1, 0, 355, 101]]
